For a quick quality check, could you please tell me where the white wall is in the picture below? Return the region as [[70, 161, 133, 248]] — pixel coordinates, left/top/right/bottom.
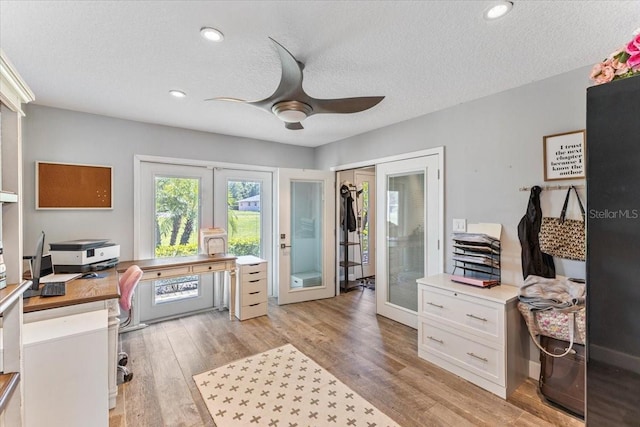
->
[[22, 105, 315, 259], [315, 66, 591, 286]]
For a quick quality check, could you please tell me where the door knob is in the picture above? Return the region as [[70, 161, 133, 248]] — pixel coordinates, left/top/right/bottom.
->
[[280, 243, 291, 249]]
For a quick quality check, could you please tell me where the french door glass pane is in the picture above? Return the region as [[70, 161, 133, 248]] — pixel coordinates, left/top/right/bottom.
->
[[154, 176, 201, 303], [227, 180, 262, 257], [290, 181, 323, 290], [387, 172, 425, 312]]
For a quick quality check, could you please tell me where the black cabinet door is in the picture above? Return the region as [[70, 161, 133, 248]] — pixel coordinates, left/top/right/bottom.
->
[[586, 75, 640, 426]]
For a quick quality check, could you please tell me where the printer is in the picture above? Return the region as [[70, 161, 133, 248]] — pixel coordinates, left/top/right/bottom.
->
[[49, 239, 120, 273]]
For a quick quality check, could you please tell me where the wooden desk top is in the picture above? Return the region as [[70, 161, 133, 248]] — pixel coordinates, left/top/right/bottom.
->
[[116, 254, 237, 273], [1, 255, 236, 314], [1, 269, 120, 313]]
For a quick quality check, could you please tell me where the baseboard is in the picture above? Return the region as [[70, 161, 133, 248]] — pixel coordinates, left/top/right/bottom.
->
[[529, 360, 540, 379]]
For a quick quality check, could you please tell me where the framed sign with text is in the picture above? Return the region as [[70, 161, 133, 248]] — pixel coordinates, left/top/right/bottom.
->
[[543, 130, 586, 181]]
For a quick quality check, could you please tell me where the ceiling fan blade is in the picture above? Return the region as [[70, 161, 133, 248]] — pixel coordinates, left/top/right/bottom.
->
[[268, 37, 305, 102], [285, 122, 304, 130], [204, 96, 249, 103], [309, 96, 385, 115]]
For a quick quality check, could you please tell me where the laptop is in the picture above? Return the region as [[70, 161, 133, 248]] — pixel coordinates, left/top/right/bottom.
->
[[35, 254, 82, 283]]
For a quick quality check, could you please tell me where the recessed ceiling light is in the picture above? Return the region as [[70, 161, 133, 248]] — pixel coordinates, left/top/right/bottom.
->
[[200, 27, 224, 42], [169, 90, 186, 98], [484, 1, 513, 20]]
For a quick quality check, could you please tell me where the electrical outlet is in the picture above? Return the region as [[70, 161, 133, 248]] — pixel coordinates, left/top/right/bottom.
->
[[453, 218, 467, 232]]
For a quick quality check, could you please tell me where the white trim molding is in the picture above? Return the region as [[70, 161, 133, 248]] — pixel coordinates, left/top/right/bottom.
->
[[0, 49, 35, 115]]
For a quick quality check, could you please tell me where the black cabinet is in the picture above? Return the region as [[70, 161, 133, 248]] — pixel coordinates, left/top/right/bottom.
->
[[586, 75, 640, 425]]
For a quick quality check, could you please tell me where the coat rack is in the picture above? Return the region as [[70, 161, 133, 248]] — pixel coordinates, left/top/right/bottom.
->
[[519, 184, 585, 192]]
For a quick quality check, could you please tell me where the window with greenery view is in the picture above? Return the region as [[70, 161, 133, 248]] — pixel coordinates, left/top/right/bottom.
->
[[227, 180, 262, 257]]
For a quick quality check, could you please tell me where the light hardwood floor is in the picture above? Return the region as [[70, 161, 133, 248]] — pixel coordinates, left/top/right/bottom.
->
[[109, 289, 584, 427]]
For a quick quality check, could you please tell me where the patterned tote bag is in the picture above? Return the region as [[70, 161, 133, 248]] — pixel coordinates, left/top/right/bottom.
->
[[539, 186, 586, 261]]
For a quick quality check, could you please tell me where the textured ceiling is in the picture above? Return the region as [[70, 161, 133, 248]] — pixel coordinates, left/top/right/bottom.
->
[[1, 1, 638, 147]]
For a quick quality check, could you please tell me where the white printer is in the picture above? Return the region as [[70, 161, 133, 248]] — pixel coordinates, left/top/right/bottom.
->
[[49, 239, 120, 273]]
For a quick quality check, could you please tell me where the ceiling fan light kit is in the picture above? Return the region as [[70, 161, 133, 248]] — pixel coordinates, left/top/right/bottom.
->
[[272, 101, 312, 123], [207, 37, 384, 130]]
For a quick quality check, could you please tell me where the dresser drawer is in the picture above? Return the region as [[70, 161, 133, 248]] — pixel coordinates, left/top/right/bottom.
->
[[237, 301, 268, 320], [241, 288, 267, 306], [419, 285, 503, 342], [142, 266, 191, 281], [241, 277, 267, 295], [242, 269, 267, 282], [192, 263, 227, 274], [241, 261, 266, 275], [419, 318, 504, 386]]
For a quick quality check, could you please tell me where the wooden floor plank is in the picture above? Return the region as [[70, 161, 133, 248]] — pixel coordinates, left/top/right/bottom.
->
[[111, 290, 583, 427]]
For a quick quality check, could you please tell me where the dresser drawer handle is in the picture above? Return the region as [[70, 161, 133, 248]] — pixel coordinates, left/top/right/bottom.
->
[[249, 303, 260, 307], [208, 266, 212, 270], [467, 352, 488, 362], [466, 313, 488, 322], [249, 279, 260, 283], [427, 302, 444, 309], [249, 271, 259, 275], [156, 272, 162, 277], [249, 263, 260, 267], [249, 291, 260, 295], [427, 336, 444, 344]]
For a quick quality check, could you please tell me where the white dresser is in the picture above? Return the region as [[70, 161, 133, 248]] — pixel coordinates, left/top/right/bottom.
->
[[416, 274, 527, 398], [235, 256, 268, 320]]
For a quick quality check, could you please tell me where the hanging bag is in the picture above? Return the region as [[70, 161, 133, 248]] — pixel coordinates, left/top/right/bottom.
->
[[539, 186, 586, 261]]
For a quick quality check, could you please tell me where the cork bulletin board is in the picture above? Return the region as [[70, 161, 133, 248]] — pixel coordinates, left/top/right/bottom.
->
[[36, 161, 113, 209]]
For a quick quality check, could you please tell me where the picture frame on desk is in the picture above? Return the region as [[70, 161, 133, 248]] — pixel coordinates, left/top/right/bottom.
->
[[542, 130, 586, 181], [36, 161, 113, 209]]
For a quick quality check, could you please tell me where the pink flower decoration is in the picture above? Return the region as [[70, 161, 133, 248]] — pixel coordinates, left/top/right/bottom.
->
[[591, 30, 640, 84], [628, 34, 640, 53], [627, 53, 640, 70]]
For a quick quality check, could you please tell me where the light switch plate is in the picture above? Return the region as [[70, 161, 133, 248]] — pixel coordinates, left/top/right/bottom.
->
[[453, 218, 467, 232]]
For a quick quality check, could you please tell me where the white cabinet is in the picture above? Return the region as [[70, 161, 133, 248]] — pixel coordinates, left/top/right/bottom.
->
[[22, 311, 108, 427], [416, 274, 527, 399], [235, 256, 268, 320]]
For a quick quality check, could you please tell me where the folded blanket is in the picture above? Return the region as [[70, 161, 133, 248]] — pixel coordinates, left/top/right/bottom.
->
[[518, 275, 585, 311]]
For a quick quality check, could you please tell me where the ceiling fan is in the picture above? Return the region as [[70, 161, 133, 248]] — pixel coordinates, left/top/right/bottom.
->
[[206, 38, 385, 130]]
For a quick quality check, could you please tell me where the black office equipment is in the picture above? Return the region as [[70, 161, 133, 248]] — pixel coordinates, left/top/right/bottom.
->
[[39, 281, 66, 297], [23, 231, 46, 299]]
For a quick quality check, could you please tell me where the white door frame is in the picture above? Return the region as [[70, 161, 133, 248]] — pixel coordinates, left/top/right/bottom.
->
[[137, 161, 215, 325], [376, 154, 441, 328], [332, 147, 445, 297], [213, 168, 274, 295], [276, 168, 335, 305]]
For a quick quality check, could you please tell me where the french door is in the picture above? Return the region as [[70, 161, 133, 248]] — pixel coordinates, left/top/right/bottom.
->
[[138, 162, 215, 323], [376, 155, 441, 328], [354, 170, 375, 280], [213, 168, 273, 294], [277, 168, 335, 305]]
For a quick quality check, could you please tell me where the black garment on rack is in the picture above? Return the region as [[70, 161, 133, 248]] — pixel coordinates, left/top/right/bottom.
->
[[340, 184, 357, 232], [517, 186, 555, 279]]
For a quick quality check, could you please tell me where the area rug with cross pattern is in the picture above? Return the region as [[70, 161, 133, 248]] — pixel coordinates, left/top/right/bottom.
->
[[193, 343, 400, 427]]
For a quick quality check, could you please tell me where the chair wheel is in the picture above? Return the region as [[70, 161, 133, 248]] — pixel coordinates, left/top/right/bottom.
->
[[119, 355, 128, 367], [124, 372, 134, 382]]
